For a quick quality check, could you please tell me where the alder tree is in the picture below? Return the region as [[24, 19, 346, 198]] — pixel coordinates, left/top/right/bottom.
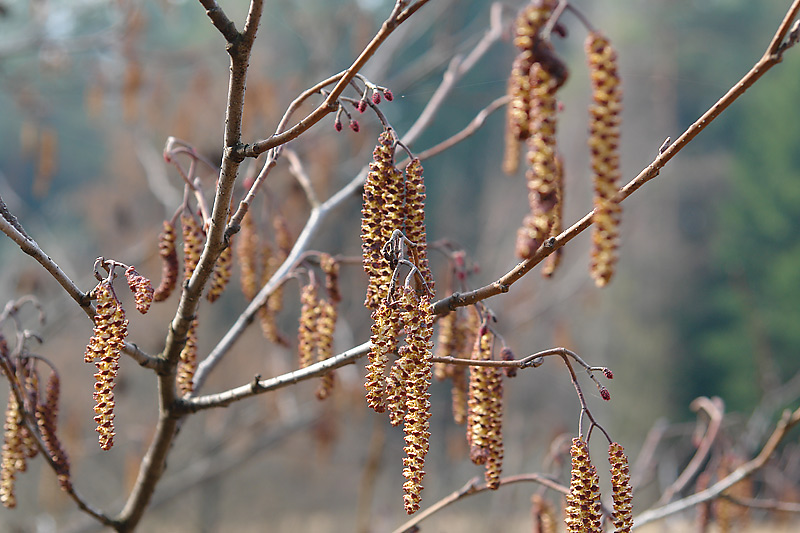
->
[[2, 0, 800, 531]]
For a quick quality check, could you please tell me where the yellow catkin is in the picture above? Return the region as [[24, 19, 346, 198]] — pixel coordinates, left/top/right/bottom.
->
[[398, 287, 434, 515], [531, 494, 558, 533], [320, 253, 342, 304], [609, 442, 633, 533], [586, 31, 623, 287], [181, 212, 205, 283], [365, 299, 398, 414], [207, 242, 233, 303], [124, 266, 154, 314], [541, 155, 564, 277], [361, 130, 400, 309], [403, 159, 433, 295], [176, 318, 198, 396], [1, 390, 23, 508], [315, 298, 337, 400], [297, 283, 320, 370], [85, 280, 127, 451], [467, 325, 493, 464], [236, 211, 261, 301], [565, 437, 602, 533], [153, 220, 178, 302]]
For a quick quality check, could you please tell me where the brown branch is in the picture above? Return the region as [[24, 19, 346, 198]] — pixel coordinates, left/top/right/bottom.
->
[[237, 0, 432, 159], [197, 0, 239, 43], [0, 196, 160, 370], [392, 473, 568, 533], [431, 0, 800, 318], [657, 396, 725, 504], [633, 406, 800, 529], [181, 342, 371, 412]]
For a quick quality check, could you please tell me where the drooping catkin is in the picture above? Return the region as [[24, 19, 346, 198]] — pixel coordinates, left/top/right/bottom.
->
[[608, 442, 633, 533], [361, 130, 400, 309], [403, 159, 433, 295], [124, 266, 154, 314], [177, 317, 198, 395], [297, 282, 321, 370], [467, 324, 494, 464], [531, 494, 558, 533], [398, 286, 434, 515], [516, 62, 562, 260], [565, 437, 602, 533], [35, 372, 71, 491], [1, 390, 23, 508], [541, 155, 564, 277], [207, 242, 233, 303], [315, 298, 337, 400], [586, 31, 622, 287], [153, 220, 178, 302], [85, 280, 127, 450], [181, 211, 205, 282], [365, 299, 398, 414], [236, 211, 261, 301]]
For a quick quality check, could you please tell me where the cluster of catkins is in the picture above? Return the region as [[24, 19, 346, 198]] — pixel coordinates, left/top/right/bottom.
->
[[153, 209, 234, 394], [505, 0, 623, 286], [361, 129, 435, 514], [296, 254, 341, 400], [235, 209, 295, 346], [564, 437, 633, 533], [1, 339, 70, 508]]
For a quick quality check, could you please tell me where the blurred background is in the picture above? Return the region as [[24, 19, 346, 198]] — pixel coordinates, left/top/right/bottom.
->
[[1, 0, 799, 531]]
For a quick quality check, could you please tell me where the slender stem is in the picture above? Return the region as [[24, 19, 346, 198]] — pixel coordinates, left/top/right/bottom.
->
[[633, 407, 800, 529], [392, 473, 568, 533]]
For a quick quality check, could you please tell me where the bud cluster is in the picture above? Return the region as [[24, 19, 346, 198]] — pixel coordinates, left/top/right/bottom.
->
[[586, 32, 623, 287]]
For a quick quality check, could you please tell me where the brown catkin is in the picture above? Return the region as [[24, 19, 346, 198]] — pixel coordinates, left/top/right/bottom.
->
[[586, 31, 622, 287], [504, 50, 536, 175], [315, 298, 337, 400], [207, 242, 233, 303], [153, 220, 178, 302], [531, 494, 558, 533], [35, 372, 71, 491], [361, 130, 399, 309], [365, 299, 398, 414], [177, 318, 198, 396], [85, 280, 127, 451], [181, 212, 205, 282], [403, 159, 433, 295], [236, 211, 261, 301], [320, 253, 341, 304], [1, 390, 23, 508], [541, 155, 564, 277], [297, 283, 320, 370], [398, 287, 434, 515], [609, 442, 633, 533], [467, 325, 494, 464], [124, 266, 154, 314], [565, 437, 602, 533]]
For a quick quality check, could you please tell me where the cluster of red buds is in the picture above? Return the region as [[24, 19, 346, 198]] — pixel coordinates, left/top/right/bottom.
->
[[586, 31, 623, 287]]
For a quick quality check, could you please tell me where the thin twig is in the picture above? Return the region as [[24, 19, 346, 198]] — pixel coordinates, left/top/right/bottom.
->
[[633, 407, 800, 529], [392, 473, 568, 533]]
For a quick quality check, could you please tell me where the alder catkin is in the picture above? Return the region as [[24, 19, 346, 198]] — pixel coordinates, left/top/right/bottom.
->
[[36, 372, 71, 491], [124, 266, 154, 314], [403, 159, 433, 294], [365, 299, 398, 414], [315, 298, 337, 400], [85, 280, 127, 450], [236, 211, 261, 301], [176, 318, 198, 396], [608, 442, 633, 533], [565, 437, 602, 533], [586, 31, 623, 287], [467, 325, 493, 464], [181, 212, 205, 282], [153, 220, 178, 302], [207, 243, 233, 303], [1, 390, 23, 508], [297, 283, 321, 370]]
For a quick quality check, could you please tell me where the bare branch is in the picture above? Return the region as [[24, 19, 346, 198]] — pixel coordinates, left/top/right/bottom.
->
[[633, 407, 800, 529], [197, 0, 239, 43]]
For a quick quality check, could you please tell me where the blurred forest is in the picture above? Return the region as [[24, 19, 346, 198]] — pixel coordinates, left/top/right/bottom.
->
[[1, 0, 799, 531]]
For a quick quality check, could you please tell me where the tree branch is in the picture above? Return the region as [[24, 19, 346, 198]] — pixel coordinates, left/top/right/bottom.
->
[[632, 407, 800, 529]]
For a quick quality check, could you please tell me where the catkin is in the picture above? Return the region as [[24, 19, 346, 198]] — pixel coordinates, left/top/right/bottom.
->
[[36, 372, 71, 491], [1, 391, 23, 508], [565, 437, 602, 533], [177, 318, 198, 395], [85, 280, 127, 450], [153, 220, 178, 302], [297, 283, 320, 370], [586, 31, 623, 287], [315, 298, 337, 400], [125, 266, 154, 314], [181, 212, 205, 283], [207, 243, 233, 303], [609, 442, 633, 533]]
